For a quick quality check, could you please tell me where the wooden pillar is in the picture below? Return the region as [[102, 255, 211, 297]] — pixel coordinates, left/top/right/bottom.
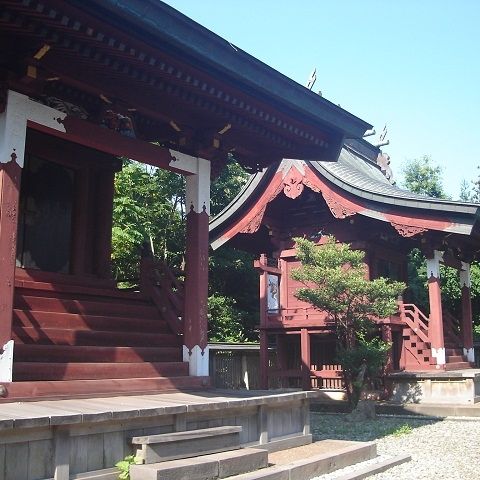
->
[[183, 158, 210, 376], [71, 167, 90, 275], [258, 254, 268, 389], [94, 169, 115, 278], [460, 263, 474, 363], [381, 323, 394, 373], [0, 161, 21, 345], [426, 251, 446, 367], [300, 328, 311, 390], [259, 330, 269, 390]]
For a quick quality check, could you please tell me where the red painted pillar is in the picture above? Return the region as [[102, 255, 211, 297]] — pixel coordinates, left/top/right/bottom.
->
[[381, 323, 394, 373], [300, 328, 311, 390], [460, 264, 474, 363], [258, 254, 268, 389], [426, 252, 446, 367], [0, 160, 21, 347], [183, 158, 210, 377]]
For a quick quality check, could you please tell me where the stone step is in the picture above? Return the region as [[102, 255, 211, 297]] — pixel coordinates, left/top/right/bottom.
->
[[132, 426, 243, 464], [130, 447, 268, 480]]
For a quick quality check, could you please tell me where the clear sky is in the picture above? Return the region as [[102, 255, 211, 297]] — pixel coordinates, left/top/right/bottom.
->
[[163, 0, 480, 199]]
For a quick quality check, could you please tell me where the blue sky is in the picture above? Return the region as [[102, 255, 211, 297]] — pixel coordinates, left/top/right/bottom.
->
[[163, 1, 480, 199]]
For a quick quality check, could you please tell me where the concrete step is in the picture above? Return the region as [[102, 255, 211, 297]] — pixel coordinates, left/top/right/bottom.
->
[[132, 426, 243, 464], [130, 447, 268, 480], [227, 441, 378, 480]]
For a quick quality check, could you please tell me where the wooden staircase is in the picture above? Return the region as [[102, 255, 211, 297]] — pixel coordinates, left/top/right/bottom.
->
[[399, 303, 474, 371], [0, 277, 208, 402]]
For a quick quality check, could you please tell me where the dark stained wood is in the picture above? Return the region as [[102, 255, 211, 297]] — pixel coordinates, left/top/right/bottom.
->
[[0, 160, 21, 345], [183, 210, 209, 352], [0, 376, 210, 403]]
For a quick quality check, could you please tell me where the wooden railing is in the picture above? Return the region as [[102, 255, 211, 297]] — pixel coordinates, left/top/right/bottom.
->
[[443, 310, 462, 347], [140, 254, 184, 335], [267, 307, 333, 327], [399, 303, 430, 343]]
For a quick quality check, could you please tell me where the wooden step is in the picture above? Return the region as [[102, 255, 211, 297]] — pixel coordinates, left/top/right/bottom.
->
[[446, 348, 463, 356], [13, 361, 189, 381], [13, 310, 168, 333], [447, 355, 465, 363], [14, 295, 159, 318], [15, 278, 144, 300], [14, 344, 182, 363], [13, 327, 181, 347], [130, 448, 268, 480], [0, 376, 210, 402], [132, 426, 243, 464], [444, 362, 474, 371]]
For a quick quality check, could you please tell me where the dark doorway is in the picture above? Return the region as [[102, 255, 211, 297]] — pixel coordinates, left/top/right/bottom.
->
[[16, 155, 75, 273]]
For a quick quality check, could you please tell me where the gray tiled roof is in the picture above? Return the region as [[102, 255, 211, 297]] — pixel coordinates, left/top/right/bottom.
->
[[313, 147, 479, 214]]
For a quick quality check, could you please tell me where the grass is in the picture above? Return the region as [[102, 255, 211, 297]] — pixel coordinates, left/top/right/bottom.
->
[[311, 412, 436, 442]]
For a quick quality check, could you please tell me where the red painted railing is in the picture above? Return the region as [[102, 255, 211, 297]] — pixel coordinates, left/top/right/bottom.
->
[[443, 309, 462, 347], [267, 307, 333, 327], [140, 256, 184, 335], [399, 303, 430, 343]]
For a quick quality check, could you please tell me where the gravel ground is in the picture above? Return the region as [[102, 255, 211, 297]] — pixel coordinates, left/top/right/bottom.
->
[[310, 412, 480, 480]]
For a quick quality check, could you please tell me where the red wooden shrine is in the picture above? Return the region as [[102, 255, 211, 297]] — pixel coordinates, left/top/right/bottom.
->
[[0, 0, 371, 401], [210, 138, 480, 389]]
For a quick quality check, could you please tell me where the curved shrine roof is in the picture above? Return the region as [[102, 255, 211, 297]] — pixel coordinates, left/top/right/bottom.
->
[[210, 145, 480, 249]]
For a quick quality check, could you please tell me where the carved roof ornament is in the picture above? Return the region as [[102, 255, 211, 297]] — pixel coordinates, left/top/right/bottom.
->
[[282, 167, 305, 199], [391, 222, 427, 237], [323, 193, 357, 219]]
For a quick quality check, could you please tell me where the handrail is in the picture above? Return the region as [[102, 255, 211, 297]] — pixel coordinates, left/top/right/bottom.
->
[[140, 254, 184, 335], [399, 303, 430, 344], [443, 309, 462, 347]]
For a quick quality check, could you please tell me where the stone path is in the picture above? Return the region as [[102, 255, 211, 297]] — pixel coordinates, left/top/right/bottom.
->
[[310, 412, 480, 480]]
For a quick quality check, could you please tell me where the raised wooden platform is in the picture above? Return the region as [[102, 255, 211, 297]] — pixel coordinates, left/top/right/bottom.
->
[[0, 389, 315, 480]]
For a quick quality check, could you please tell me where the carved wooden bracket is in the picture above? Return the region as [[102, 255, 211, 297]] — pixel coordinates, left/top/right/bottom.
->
[[240, 205, 267, 233], [391, 222, 427, 237], [323, 193, 357, 219]]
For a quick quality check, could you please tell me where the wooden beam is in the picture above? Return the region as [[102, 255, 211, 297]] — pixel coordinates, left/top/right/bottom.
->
[[27, 117, 191, 174]]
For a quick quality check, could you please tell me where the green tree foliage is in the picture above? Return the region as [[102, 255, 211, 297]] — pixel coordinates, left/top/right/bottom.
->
[[207, 295, 245, 342], [402, 157, 480, 334], [111, 158, 256, 341], [402, 155, 449, 199], [292, 237, 405, 407], [112, 160, 185, 283]]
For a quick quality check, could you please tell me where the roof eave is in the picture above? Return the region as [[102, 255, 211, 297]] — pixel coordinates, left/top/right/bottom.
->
[[75, 0, 372, 139]]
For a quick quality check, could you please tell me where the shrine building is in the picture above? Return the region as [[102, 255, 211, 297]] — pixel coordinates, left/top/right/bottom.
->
[[0, 0, 371, 401], [210, 137, 480, 392]]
